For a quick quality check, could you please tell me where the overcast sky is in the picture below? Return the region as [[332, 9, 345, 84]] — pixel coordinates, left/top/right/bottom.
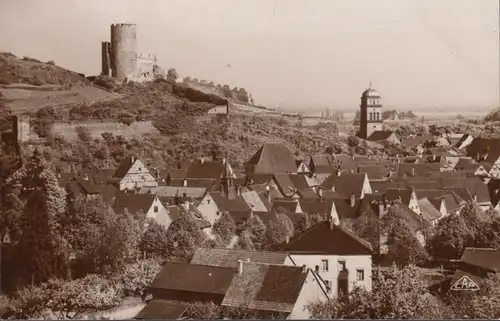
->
[[0, 0, 498, 111]]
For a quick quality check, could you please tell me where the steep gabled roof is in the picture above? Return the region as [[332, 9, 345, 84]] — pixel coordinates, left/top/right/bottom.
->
[[221, 263, 312, 314], [367, 130, 396, 142], [209, 192, 251, 212], [460, 247, 500, 272], [321, 172, 368, 198], [298, 199, 334, 216], [273, 173, 297, 197], [357, 165, 384, 180], [185, 159, 234, 180], [246, 142, 297, 175], [112, 156, 152, 179], [418, 198, 442, 222], [384, 188, 414, 206], [191, 248, 290, 267], [150, 262, 237, 295], [279, 220, 373, 255], [112, 192, 156, 215]]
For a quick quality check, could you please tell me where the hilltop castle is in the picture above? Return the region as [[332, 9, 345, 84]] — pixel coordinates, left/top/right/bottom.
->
[[101, 23, 163, 81]]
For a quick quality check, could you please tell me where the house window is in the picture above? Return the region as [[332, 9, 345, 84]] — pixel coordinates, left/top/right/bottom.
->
[[377, 112, 380, 120], [338, 260, 346, 271], [315, 265, 320, 273], [138, 167, 142, 171], [154, 206, 159, 213], [357, 269, 365, 281], [321, 259, 329, 272]]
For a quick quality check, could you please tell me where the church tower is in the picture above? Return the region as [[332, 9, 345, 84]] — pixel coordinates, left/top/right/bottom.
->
[[358, 85, 383, 139]]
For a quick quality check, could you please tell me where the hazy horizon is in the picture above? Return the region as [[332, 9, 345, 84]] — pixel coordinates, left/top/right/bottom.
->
[[1, 0, 498, 111]]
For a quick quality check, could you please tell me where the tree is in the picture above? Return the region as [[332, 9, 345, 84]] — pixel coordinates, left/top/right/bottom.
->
[[426, 213, 474, 260], [119, 258, 162, 301], [5, 149, 69, 284], [75, 126, 92, 143], [166, 68, 178, 83], [8, 275, 123, 319], [239, 214, 267, 250], [63, 196, 143, 277], [295, 212, 311, 234], [212, 212, 236, 246], [265, 210, 294, 249], [139, 220, 169, 259], [307, 264, 448, 319], [381, 206, 429, 266], [165, 214, 205, 260]]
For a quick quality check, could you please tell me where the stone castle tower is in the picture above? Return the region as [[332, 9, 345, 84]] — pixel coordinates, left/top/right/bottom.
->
[[101, 23, 138, 80], [358, 85, 383, 139]]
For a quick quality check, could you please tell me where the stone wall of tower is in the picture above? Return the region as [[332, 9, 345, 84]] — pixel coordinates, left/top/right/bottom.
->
[[101, 41, 112, 76], [110, 23, 137, 80], [359, 94, 383, 139]]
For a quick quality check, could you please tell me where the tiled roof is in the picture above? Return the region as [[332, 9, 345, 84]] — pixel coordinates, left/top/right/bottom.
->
[[321, 172, 367, 198], [221, 263, 309, 314], [273, 174, 297, 197], [150, 262, 237, 295], [167, 169, 187, 179], [279, 220, 373, 255], [191, 248, 290, 267], [401, 135, 434, 147], [466, 137, 500, 164], [440, 177, 490, 204], [367, 130, 396, 142], [297, 188, 320, 199], [288, 174, 310, 190], [370, 181, 401, 193], [460, 247, 500, 272], [397, 163, 441, 177], [210, 192, 251, 212], [112, 192, 155, 215], [185, 159, 233, 180], [417, 198, 442, 221], [298, 199, 334, 216], [241, 190, 269, 212], [246, 174, 274, 185], [357, 165, 385, 180], [246, 142, 297, 175], [112, 156, 137, 179], [271, 199, 299, 213], [140, 186, 207, 199], [135, 300, 188, 319], [384, 188, 414, 206], [168, 178, 217, 189]]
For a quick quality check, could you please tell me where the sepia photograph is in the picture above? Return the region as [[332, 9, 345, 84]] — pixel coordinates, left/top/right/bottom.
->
[[0, 0, 499, 319]]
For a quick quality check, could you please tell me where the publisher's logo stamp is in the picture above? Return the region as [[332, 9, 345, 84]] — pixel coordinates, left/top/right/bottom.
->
[[450, 275, 480, 291]]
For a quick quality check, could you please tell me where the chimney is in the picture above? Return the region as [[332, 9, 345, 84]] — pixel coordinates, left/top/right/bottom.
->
[[200, 157, 205, 164], [246, 258, 251, 262], [266, 191, 271, 204], [183, 179, 187, 187], [83, 174, 89, 181], [317, 187, 323, 197], [131, 156, 135, 163], [285, 235, 290, 244], [222, 158, 226, 165], [302, 265, 307, 274], [331, 185, 336, 192], [236, 185, 241, 196], [473, 193, 478, 202], [237, 260, 243, 275], [352, 155, 355, 160], [350, 193, 356, 207], [411, 167, 415, 176], [336, 169, 341, 176]]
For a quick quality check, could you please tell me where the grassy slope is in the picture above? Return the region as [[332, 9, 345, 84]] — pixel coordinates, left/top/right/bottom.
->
[[0, 52, 119, 114], [1, 52, 355, 171]]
